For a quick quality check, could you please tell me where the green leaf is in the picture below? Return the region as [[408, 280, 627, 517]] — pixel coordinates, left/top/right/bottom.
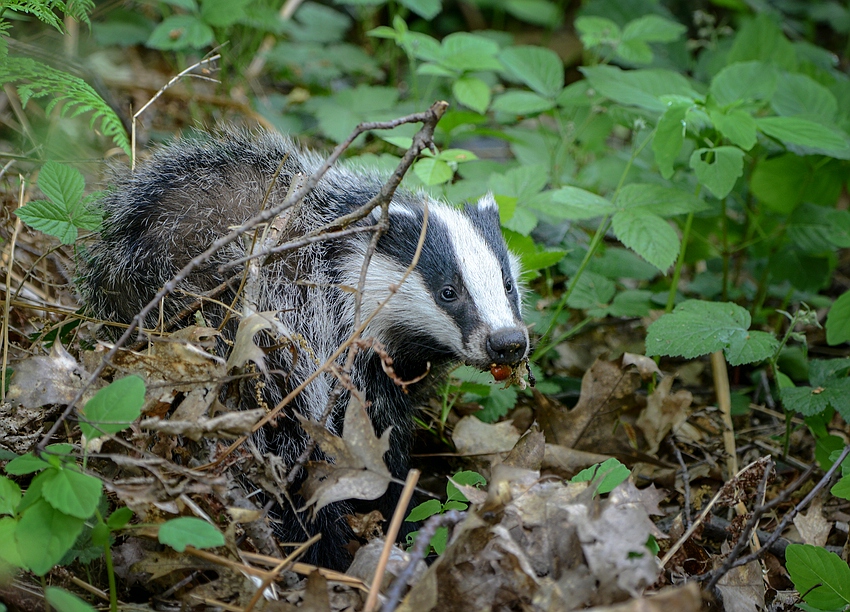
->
[[438, 32, 501, 72], [709, 108, 757, 150], [200, 0, 251, 27], [37, 161, 84, 208], [491, 91, 554, 115], [90, 521, 110, 547], [158, 517, 224, 552], [646, 300, 779, 366], [0, 477, 21, 515], [5, 453, 51, 475], [146, 15, 214, 50], [446, 470, 486, 503], [832, 475, 850, 500], [490, 165, 548, 201], [785, 544, 850, 610], [571, 458, 630, 494], [772, 72, 838, 122], [709, 61, 776, 107], [727, 14, 797, 69], [452, 77, 490, 114], [0, 516, 24, 567], [499, 46, 563, 98], [406, 498, 442, 522], [724, 330, 779, 366], [756, 116, 850, 154], [40, 467, 102, 519], [653, 100, 691, 178], [575, 16, 620, 49], [413, 158, 454, 186], [612, 209, 679, 272], [827, 291, 850, 345], [782, 379, 850, 420], [398, 0, 441, 20], [504, 0, 561, 27], [16, 498, 85, 575], [45, 587, 97, 612], [689, 146, 745, 199], [535, 186, 615, 220], [622, 15, 685, 44], [15, 199, 78, 244], [608, 290, 654, 317], [567, 271, 616, 313], [787, 203, 850, 251], [580, 65, 698, 112], [617, 183, 708, 217], [79, 375, 145, 441], [750, 154, 812, 214], [429, 526, 448, 554], [106, 506, 134, 530]]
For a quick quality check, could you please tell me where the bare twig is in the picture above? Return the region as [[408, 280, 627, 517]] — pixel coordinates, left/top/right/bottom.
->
[[711, 350, 737, 476], [671, 441, 692, 530], [2, 177, 25, 401], [364, 469, 420, 612]]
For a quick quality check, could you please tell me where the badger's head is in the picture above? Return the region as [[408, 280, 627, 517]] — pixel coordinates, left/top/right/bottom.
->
[[348, 193, 529, 377]]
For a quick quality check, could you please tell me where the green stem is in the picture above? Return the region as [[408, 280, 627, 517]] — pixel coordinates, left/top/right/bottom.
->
[[104, 538, 117, 612], [666, 211, 694, 313]]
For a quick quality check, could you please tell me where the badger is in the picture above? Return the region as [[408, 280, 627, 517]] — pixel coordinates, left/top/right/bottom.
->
[[77, 128, 529, 570]]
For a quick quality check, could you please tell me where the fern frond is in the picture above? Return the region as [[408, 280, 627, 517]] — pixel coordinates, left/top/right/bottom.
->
[[0, 56, 130, 156], [2, 0, 68, 32]]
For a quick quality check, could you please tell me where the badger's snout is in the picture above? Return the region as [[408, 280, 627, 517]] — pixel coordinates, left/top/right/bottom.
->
[[486, 327, 528, 365]]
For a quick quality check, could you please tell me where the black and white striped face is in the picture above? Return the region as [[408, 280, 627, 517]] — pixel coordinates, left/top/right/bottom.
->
[[350, 193, 528, 371]]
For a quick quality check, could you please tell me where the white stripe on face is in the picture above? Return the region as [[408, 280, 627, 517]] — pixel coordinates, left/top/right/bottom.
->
[[430, 203, 518, 330]]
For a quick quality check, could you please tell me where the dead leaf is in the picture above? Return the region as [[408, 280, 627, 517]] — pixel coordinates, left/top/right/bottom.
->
[[452, 416, 520, 456], [140, 408, 265, 441], [714, 554, 764, 612], [636, 375, 693, 455], [584, 583, 702, 611], [502, 427, 545, 470], [225, 311, 281, 372], [6, 341, 101, 408], [543, 444, 611, 474], [347, 539, 426, 592], [793, 496, 832, 547], [297, 395, 393, 515], [622, 352, 663, 380]]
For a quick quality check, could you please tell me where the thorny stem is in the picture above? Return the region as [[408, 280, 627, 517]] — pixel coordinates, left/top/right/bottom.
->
[[38, 101, 448, 453]]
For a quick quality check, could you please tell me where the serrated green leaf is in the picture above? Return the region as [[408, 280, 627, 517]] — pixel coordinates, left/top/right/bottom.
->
[[438, 32, 501, 72], [79, 375, 145, 442], [37, 161, 84, 209], [617, 183, 708, 217], [413, 158, 454, 185], [756, 116, 850, 154], [580, 65, 698, 112], [490, 165, 548, 201], [653, 100, 691, 178], [15, 199, 81, 244], [827, 291, 850, 345], [158, 517, 224, 552], [615, 39, 653, 65], [5, 453, 51, 475], [571, 458, 630, 494], [499, 46, 563, 98], [452, 77, 490, 114], [504, 0, 561, 27], [709, 108, 757, 150], [40, 467, 102, 519], [646, 300, 774, 364], [787, 203, 850, 251], [689, 146, 745, 199], [492, 91, 555, 115], [782, 386, 832, 417], [567, 271, 616, 312], [535, 186, 615, 220], [612, 209, 679, 272], [406, 498, 441, 522], [147, 15, 214, 50], [45, 587, 97, 612], [727, 14, 797, 69], [785, 543, 850, 609], [398, 0, 440, 20], [709, 61, 776, 107], [724, 330, 779, 367], [16, 498, 85, 575], [0, 477, 21, 516], [447, 470, 486, 503], [609, 290, 654, 317]]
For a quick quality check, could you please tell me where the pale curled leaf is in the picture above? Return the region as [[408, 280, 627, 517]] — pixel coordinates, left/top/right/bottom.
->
[[226, 311, 281, 372], [298, 396, 393, 514]]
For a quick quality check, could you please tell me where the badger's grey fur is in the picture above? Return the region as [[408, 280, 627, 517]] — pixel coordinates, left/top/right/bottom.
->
[[78, 128, 528, 569]]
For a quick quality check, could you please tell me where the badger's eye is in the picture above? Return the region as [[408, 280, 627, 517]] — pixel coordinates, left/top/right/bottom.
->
[[505, 279, 514, 294], [440, 286, 458, 302]]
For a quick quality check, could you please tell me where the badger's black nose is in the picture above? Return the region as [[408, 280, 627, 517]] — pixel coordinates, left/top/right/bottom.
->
[[486, 327, 528, 364]]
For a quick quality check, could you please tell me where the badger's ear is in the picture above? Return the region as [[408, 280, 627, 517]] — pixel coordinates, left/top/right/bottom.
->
[[476, 192, 498, 211]]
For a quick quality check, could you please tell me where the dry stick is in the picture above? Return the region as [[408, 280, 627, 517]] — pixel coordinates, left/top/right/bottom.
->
[[38, 101, 447, 453], [241, 533, 322, 612], [704, 444, 850, 591], [711, 350, 738, 477], [238, 550, 366, 590], [364, 469, 421, 612], [670, 441, 692, 531], [381, 509, 468, 612], [130, 53, 221, 170], [659, 456, 773, 569], [1, 178, 25, 402]]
